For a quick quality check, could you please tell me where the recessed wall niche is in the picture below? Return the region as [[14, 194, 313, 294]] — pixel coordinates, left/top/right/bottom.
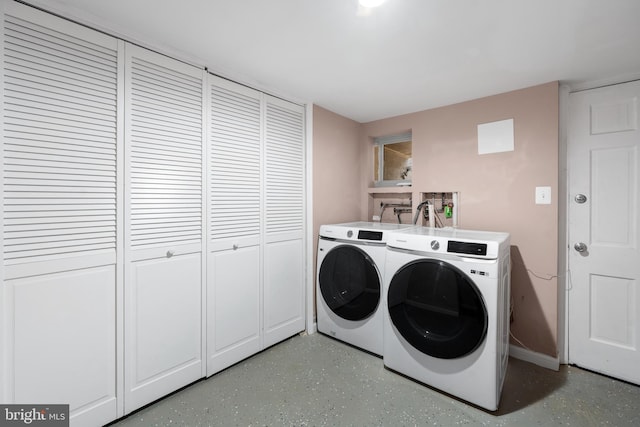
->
[[415, 192, 458, 228], [367, 191, 459, 227], [373, 131, 412, 186], [368, 193, 413, 224]]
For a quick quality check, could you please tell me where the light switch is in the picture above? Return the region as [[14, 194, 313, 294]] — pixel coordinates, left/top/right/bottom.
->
[[535, 186, 551, 205]]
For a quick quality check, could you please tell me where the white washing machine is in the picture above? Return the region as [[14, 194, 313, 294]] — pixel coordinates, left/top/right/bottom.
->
[[316, 221, 417, 356], [383, 227, 510, 411]]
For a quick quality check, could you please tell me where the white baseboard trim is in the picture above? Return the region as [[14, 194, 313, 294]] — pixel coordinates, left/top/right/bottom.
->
[[509, 344, 560, 371]]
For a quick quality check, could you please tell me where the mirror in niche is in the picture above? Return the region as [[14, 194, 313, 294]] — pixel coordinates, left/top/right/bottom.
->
[[373, 135, 412, 186]]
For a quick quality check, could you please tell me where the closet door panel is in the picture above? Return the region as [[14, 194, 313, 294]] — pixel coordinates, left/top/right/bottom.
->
[[264, 96, 304, 241], [263, 238, 304, 347], [125, 44, 204, 255], [263, 96, 305, 345], [2, 3, 120, 425], [2, 1, 118, 278], [208, 76, 262, 251], [124, 44, 204, 413], [206, 76, 262, 375], [10, 266, 116, 427], [206, 246, 261, 376], [126, 253, 202, 410]]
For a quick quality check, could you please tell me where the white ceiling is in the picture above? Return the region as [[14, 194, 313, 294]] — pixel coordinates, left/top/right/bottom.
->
[[30, 0, 640, 123]]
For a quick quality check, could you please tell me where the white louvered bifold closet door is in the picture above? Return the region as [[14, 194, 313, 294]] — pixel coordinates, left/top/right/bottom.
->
[[124, 44, 205, 413], [263, 96, 305, 348], [264, 96, 305, 239], [2, 3, 118, 278], [209, 76, 262, 249], [127, 52, 203, 255], [206, 76, 262, 376], [1, 2, 120, 426]]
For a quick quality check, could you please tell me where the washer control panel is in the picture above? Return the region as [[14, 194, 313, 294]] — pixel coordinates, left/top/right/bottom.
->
[[319, 222, 404, 243]]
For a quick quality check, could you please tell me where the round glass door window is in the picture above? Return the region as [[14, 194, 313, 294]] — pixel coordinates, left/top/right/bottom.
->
[[387, 259, 487, 359], [319, 245, 380, 321]]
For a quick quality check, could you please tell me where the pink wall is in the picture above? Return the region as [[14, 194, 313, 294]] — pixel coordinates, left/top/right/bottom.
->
[[358, 82, 559, 357], [313, 83, 559, 356], [312, 106, 362, 295], [312, 105, 362, 227]]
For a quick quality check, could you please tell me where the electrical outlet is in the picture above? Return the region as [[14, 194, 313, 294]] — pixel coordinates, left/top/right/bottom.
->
[[535, 186, 551, 205]]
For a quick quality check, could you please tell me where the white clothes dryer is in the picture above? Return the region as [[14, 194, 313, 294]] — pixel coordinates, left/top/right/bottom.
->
[[383, 227, 510, 411], [316, 221, 417, 356]]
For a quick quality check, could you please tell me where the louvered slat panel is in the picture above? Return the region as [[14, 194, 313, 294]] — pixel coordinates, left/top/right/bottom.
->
[[2, 12, 118, 264], [209, 80, 261, 241], [128, 51, 203, 249], [265, 99, 304, 235]]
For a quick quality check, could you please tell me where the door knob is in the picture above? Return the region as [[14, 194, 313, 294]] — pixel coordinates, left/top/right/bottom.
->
[[574, 242, 587, 253], [574, 194, 587, 204]]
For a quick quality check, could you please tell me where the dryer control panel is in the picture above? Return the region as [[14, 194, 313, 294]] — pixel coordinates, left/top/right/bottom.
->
[[387, 227, 509, 260], [358, 230, 383, 241], [447, 240, 487, 256]]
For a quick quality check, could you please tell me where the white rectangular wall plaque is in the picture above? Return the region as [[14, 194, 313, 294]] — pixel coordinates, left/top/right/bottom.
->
[[477, 118, 514, 155]]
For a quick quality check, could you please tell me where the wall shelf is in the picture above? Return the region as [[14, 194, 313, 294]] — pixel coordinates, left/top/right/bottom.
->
[[367, 186, 413, 194]]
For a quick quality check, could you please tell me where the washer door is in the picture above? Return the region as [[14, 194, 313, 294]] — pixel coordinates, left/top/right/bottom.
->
[[319, 245, 380, 321], [387, 259, 488, 359]]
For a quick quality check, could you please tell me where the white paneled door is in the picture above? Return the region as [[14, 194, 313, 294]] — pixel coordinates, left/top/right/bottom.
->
[[124, 43, 205, 413], [206, 78, 306, 374], [125, 253, 202, 409], [206, 76, 262, 375], [263, 96, 305, 347], [207, 245, 261, 375], [2, 2, 120, 425], [568, 80, 640, 385], [10, 267, 116, 425]]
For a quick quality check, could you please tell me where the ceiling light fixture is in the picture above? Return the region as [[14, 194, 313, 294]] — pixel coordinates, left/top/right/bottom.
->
[[359, 0, 386, 8]]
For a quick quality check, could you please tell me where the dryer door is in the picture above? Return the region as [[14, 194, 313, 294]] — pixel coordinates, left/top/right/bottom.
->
[[387, 259, 487, 359], [319, 245, 380, 321]]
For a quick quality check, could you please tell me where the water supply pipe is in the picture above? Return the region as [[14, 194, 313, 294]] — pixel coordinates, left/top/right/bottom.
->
[[379, 202, 411, 223], [412, 200, 430, 225]]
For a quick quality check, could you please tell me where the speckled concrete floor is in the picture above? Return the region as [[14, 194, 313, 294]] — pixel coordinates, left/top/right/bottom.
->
[[110, 333, 640, 427]]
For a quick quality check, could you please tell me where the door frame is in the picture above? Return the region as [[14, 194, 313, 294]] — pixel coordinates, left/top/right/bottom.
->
[[560, 75, 640, 365]]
